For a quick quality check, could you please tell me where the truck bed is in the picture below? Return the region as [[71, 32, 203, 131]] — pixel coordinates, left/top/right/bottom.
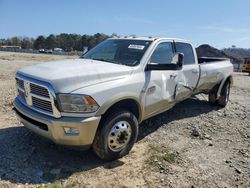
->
[[196, 58, 233, 93]]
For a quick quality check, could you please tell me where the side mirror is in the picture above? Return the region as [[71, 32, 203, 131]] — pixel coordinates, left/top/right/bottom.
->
[[172, 53, 184, 68]]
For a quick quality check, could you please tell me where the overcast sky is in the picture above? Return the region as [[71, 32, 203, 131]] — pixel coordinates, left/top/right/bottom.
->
[[1, 0, 250, 48]]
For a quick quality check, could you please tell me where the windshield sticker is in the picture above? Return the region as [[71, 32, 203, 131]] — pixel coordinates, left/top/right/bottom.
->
[[128, 44, 145, 50]]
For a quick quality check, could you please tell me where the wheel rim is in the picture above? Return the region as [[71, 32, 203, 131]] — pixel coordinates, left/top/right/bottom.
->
[[108, 121, 132, 152]]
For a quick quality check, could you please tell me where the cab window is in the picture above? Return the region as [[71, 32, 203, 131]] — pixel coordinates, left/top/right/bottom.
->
[[150, 42, 174, 64], [175, 42, 195, 65]]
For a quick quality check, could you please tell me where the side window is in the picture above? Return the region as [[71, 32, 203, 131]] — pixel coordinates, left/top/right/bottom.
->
[[150, 42, 174, 64], [175, 42, 195, 65]]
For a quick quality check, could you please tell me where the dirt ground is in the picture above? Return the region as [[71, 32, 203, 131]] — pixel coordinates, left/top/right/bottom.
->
[[0, 52, 249, 188]]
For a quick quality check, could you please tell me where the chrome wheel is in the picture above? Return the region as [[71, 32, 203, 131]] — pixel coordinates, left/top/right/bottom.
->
[[108, 121, 132, 152]]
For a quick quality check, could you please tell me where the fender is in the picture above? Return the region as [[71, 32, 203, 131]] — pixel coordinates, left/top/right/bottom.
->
[[95, 93, 144, 123]]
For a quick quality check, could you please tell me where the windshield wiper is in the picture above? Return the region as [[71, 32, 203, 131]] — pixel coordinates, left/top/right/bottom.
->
[[92, 58, 107, 62], [80, 57, 105, 61]]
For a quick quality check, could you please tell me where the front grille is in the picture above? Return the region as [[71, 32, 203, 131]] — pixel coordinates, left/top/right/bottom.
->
[[15, 75, 61, 118], [16, 78, 24, 89], [18, 90, 25, 100], [32, 97, 53, 112], [30, 83, 50, 98]]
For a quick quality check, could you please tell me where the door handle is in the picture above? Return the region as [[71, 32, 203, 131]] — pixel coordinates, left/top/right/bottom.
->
[[170, 74, 177, 79], [192, 69, 198, 74]]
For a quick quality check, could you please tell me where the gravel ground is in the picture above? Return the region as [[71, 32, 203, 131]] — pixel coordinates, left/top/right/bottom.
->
[[0, 52, 249, 188]]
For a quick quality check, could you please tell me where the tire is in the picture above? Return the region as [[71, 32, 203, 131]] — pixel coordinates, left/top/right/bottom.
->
[[208, 93, 217, 104], [93, 109, 138, 161], [217, 81, 230, 107], [208, 85, 219, 104]]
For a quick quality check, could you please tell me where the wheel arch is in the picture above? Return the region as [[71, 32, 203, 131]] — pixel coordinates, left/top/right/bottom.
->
[[96, 97, 143, 124]]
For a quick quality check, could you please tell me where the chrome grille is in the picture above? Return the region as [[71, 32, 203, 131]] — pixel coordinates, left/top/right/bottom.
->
[[15, 74, 61, 118], [30, 83, 50, 98], [32, 97, 53, 112], [18, 90, 25, 100], [16, 78, 24, 89]]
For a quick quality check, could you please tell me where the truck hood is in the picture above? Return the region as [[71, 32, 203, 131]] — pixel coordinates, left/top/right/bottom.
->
[[17, 59, 134, 93]]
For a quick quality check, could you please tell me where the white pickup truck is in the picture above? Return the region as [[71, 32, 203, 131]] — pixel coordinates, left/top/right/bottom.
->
[[14, 37, 233, 160]]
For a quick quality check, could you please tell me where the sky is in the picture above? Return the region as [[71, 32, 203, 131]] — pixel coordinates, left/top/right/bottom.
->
[[0, 0, 250, 49]]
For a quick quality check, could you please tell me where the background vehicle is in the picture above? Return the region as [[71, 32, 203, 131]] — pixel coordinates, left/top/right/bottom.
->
[[14, 37, 233, 160], [53, 48, 63, 52], [39, 49, 53, 54], [38, 49, 45, 53], [45, 49, 53, 54], [242, 57, 250, 75]]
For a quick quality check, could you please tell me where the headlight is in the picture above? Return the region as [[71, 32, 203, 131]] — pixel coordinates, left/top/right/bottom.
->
[[58, 94, 99, 113]]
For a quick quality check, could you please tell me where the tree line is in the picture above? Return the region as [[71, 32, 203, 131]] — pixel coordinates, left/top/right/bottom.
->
[[0, 33, 118, 51]]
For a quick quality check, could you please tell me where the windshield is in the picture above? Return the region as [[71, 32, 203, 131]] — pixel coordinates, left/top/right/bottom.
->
[[82, 39, 152, 66]]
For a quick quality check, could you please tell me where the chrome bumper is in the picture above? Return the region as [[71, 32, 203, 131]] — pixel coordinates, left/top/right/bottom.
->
[[14, 98, 101, 149]]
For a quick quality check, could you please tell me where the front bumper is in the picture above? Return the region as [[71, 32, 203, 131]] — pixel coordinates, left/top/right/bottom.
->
[[14, 98, 101, 149]]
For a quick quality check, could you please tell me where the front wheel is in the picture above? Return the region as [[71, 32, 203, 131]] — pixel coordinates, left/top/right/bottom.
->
[[93, 110, 138, 161]]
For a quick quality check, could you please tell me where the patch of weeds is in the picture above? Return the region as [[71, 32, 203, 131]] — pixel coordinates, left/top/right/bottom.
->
[[148, 144, 178, 164], [162, 152, 177, 163], [149, 144, 161, 153], [147, 144, 161, 164]]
